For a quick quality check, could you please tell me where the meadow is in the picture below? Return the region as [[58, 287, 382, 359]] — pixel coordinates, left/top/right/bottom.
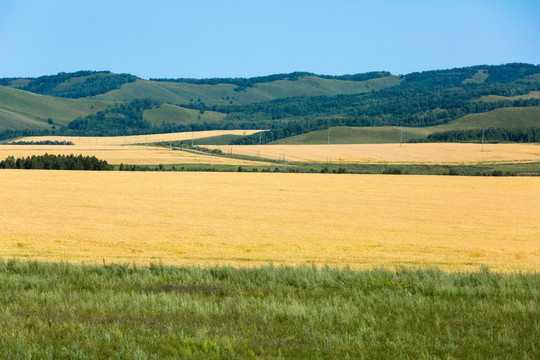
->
[[1, 260, 538, 359], [2, 170, 538, 272]]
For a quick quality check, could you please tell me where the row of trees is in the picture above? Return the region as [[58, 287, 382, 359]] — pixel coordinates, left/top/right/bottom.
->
[[0, 154, 111, 170], [410, 127, 540, 143], [10, 140, 74, 145], [150, 71, 389, 87]]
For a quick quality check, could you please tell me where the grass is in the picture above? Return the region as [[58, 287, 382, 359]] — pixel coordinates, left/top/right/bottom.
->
[[273, 126, 432, 144], [0, 85, 110, 129], [188, 134, 246, 145], [1, 171, 538, 272], [90, 76, 401, 106], [0, 259, 538, 359], [461, 69, 489, 84], [143, 103, 226, 126], [276, 107, 540, 144]]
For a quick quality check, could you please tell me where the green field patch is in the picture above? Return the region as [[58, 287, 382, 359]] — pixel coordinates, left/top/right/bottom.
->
[[0, 260, 538, 359], [143, 103, 225, 126]]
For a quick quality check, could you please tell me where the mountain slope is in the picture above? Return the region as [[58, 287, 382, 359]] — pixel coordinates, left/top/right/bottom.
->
[[1, 64, 539, 138], [274, 107, 540, 144], [0, 85, 111, 129], [89, 75, 400, 106]]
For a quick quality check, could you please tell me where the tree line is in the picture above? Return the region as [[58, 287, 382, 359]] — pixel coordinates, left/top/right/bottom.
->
[[149, 71, 390, 87], [9, 140, 74, 145], [0, 154, 111, 170], [409, 127, 540, 143]]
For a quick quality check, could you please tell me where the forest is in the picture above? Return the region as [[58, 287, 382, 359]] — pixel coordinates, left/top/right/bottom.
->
[[0, 71, 137, 98]]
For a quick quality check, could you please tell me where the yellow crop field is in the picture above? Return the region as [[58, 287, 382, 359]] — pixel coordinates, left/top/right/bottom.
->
[[14, 130, 262, 146], [1, 170, 538, 272], [0, 145, 272, 166], [208, 143, 540, 164]]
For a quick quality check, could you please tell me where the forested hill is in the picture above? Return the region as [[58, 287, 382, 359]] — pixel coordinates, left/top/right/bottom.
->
[[1, 63, 539, 141]]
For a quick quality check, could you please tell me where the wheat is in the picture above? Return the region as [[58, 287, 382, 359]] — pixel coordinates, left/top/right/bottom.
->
[[207, 143, 540, 164], [0, 144, 272, 166], [1, 170, 538, 272]]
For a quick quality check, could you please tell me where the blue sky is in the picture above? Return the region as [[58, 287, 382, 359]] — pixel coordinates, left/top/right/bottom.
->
[[0, 0, 538, 79]]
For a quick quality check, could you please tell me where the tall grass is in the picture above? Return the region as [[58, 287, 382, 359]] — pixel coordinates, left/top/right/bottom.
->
[[0, 260, 538, 359]]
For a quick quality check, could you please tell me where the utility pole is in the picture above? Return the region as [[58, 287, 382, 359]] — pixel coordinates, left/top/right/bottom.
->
[[327, 127, 330, 145], [481, 129, 484, 152], [400, 127, 403, 147]]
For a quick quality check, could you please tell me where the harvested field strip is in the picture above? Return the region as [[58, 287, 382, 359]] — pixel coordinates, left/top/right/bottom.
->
[[14, 130, 263, 146], [1, 171, 538, 272], [208, 143, 540, 164]]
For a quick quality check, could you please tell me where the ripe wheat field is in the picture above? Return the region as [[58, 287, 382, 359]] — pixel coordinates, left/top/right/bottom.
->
[[0, 145, 272, 166], [1, 170, 538, 272], [209, 143, 540, 164]]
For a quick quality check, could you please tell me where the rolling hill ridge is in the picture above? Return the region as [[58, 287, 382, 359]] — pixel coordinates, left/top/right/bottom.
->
[[1, 63, 539, 142]]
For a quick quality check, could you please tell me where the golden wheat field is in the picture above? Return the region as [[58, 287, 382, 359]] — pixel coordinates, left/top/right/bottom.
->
[[14, 130, 262, 146], [0, 145, 272, 166], [1, 170, 538, 272], [208, 143, 540, 164]]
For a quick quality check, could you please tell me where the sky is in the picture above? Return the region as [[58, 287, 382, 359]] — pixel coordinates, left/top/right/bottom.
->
[[0, 0, 539, 79]]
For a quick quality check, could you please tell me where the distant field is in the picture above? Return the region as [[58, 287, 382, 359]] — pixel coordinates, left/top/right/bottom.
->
[[208, 143, 540, 164], [273, 126, 432, 144], [13, 130, 262, 146], [1, 171, 538, 272], [276, 107, 540, 144]]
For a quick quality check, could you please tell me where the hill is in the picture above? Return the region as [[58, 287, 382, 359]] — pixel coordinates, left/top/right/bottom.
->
[[274, 107, 540, 144], [1, 63, 539, 139], [0, 85, 110, 130], [143, 103, 226, 126], [89, 74, 400, 106], [0, 71, 137, 98]]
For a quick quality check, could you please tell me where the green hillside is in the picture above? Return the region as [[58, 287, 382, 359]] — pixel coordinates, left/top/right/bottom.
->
[[143, 103, 226, 126], [1, 71, 137, 98], [1, 64, 539, 138], [0, 85, 110, 130], [275, 107, 540, 144], [445, 107, 540, 129], [90, 75, 400, 106], [272, 126, 430, 144]]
